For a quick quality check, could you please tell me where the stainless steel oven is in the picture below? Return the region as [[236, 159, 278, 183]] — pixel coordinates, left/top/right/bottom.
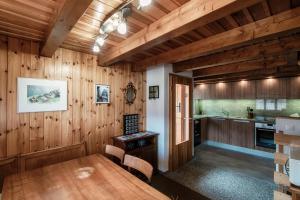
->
[[255, 122, 276, 149]]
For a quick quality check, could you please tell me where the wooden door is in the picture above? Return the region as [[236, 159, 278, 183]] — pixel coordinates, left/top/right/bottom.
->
[[169, 74, 192, 171]]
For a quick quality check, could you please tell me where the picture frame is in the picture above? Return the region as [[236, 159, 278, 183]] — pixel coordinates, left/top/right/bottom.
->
[[17, 77, 68, 113], [149, 85, 159, 99], [95, 84, 110, 104]]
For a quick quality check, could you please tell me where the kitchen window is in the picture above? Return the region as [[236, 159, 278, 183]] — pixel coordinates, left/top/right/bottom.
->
[[255, 99, 287, 111]]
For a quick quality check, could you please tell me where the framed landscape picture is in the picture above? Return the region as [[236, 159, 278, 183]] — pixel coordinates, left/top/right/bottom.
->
[[17, 78, 68, 113], [95, 84, 110, 104]]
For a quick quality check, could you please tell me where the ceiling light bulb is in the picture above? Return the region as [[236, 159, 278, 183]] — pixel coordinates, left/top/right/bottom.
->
[[99, 28, 105, 34], [96, 36, 105, 46], [112, 18, 119, 27], [139, 0, 152, 7], [105, 22, 114, 33], [117, 21, 127, 35], [93, 44, 100, 53]]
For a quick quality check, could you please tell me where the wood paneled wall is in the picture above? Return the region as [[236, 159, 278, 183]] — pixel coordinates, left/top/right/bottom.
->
[[0, 35, 146, 159]]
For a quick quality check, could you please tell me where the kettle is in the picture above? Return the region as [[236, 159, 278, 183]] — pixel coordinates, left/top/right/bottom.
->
[[290, 144, 300, 186]]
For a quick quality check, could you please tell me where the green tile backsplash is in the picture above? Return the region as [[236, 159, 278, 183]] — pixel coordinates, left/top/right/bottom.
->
[[194, 99, 300, 118]]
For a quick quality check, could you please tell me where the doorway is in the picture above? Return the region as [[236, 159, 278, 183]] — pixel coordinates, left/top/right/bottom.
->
[[169, 74, 193, 171]]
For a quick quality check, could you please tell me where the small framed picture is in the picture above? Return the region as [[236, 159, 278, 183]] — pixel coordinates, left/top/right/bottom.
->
[[95, 84, 110, 104], [149, 85, 159, 99]]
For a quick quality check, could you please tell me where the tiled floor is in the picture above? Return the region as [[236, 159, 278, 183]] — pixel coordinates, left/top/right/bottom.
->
[[164, 144, 275, 200]]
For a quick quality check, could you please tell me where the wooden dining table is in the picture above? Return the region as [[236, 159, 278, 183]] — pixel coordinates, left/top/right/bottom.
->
[[2, 154, 170, 200]]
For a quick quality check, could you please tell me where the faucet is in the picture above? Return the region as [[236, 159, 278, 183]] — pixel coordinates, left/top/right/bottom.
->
[[222, 109, 229, 117]]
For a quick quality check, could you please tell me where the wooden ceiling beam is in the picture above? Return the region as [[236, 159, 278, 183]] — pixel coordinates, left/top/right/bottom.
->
[[242, 8, 254, 22], [193, 65, 300, 83], [173, 34, 300, 72], [98, 0, 263, 66], [40, 0, 93, 57], [135, 7, 300, 70], [261, 0, 271, 16], [192, 54, 296, 78]]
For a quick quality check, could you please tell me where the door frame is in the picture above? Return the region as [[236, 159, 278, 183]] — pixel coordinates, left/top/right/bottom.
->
[[168, 74, 193, 171]]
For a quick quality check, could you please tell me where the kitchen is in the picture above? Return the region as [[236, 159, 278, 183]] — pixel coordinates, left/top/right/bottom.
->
[[184, 76, 300, 199], [194, 77, 300, 153]]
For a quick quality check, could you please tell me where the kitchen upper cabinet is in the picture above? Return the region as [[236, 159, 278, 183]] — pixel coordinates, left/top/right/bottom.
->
[[207, 118, 230, 144], [213, 82, 232, 99], [194, 77, 295, 100], [287, 76, 300, 99], [194, 84, 214, 99], [194, 82, 232, 99], [232, 80, 256, 99], [229, 120, 254, 148], [256, 78, 287, 99]]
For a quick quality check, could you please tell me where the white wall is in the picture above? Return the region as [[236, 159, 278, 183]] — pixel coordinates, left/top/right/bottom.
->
[[146, 64, 192, 172], [146, 64, 169, 171]]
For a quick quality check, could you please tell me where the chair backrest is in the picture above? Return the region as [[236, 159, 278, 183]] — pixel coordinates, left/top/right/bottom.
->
[[123, 154, 153, 182], [105, 145, 125, 163]]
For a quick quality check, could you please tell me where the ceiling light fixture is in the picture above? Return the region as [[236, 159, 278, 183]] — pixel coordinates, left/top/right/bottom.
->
[[96, 36, 105, 46], [93, 44, 100, 53], [139, 0, 152, 7], [93, 1, 152, 54], [117, 20, 127, 35]]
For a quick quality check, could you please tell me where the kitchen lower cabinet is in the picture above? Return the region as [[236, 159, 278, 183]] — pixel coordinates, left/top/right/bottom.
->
[[206, 118, 254, 149], [207, 118, 230, 144], [229, 119, 255, 148]]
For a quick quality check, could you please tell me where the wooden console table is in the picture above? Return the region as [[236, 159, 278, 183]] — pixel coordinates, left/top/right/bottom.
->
[[112, 132, 158, 170]]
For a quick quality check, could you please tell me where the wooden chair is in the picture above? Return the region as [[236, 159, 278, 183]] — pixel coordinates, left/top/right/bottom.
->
[[105, 145, 125, 164], [123, 154, 153, 183]]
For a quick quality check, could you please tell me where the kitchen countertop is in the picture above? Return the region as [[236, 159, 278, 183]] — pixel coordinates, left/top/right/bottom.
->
[[193, 115, 278, 124], [193, 115, 254, 121]]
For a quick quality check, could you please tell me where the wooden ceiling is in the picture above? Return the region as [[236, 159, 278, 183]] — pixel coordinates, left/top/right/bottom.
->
[[0, 0, 299, 72], [0, 0, 65, 41], [124, 0, 300, 64], [61, 0, 190, 54], [0, 0, 190, 54]]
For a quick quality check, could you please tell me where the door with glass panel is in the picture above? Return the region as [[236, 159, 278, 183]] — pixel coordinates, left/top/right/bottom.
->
[[169, 74, 192, 171]]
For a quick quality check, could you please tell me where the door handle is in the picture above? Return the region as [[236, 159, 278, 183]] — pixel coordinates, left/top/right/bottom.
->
[[233, 120, 250, 123], [214, 118, 225, 121]]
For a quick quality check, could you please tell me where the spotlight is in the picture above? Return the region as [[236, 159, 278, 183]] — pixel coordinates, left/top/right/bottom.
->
[[96, 36, 105, 46], [112, 18, 119, 28], [117, 21, 127, 35], [139, 0, 152, 7], [93, 44, 100, 53]]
